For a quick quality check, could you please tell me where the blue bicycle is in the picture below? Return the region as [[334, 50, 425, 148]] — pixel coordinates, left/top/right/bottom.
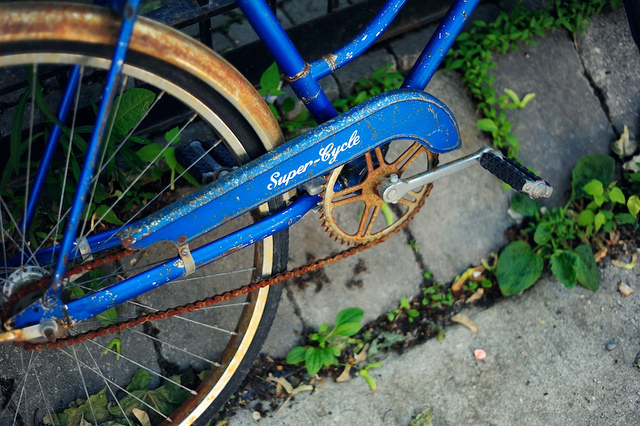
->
[[0, 0, 555, 424]]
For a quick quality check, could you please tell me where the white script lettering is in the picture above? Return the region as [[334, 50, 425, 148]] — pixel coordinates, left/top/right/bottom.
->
[[267, 130, 362, 191]]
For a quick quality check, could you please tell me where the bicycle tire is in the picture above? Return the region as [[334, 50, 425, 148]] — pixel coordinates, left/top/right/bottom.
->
[[0, 3, 287, 425]]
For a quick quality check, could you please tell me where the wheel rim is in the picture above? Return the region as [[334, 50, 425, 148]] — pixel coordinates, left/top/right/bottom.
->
[[0, 51, 277, 425]]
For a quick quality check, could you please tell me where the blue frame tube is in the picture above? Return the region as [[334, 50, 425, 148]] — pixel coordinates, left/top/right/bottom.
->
[[235, 0, 337, 124], [402, 0, 481, 90], [47, 0, 141, 297], [13, 194, 319, 327], [309, 0, 408, 80], [22, 65, 82, 234]]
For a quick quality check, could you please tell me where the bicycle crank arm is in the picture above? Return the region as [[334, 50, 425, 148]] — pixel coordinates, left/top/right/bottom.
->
[[379, 146, 553, 203]]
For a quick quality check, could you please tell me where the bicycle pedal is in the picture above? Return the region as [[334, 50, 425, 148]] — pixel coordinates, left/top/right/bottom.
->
[[479, 151, 552, 199]]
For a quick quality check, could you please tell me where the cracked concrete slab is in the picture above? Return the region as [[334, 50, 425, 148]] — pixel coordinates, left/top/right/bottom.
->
[[491, 31, 615, 205], [578, 8, 640, 139]]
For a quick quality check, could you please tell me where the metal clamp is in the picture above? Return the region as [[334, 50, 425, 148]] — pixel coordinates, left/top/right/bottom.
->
[[178, 243, 196, 276]]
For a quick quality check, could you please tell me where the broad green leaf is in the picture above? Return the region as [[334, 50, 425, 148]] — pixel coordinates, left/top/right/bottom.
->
[[577, 209, 595, 227], [575, 244, 600, 291], [550, 250, 579, 289], [137, 143, 163, 162], [320, 347, 337, 367], [571, 154, 615, 200], [335, 307, 363, 328], [164, 126, 181, 144], [533, 222, 552, 245], [476, 118, 498, 133], [111, 88, 155, 141], [286, 346, 307, 365], [113, 375, 191, 424], [126, 369, 153, 392], [496, 241, 543, 296], [95, 204, 124, 226], [260, 62, 281, 95], [609, 186, 625, 205], [510, 192, 539, 217], [628, 195, 640, 218], [582, 179, 603, 197], [57, 388, 111, 425], [304, 347, 324, 375], [334, 322, 362, 337], [614, 213, 636, 224]]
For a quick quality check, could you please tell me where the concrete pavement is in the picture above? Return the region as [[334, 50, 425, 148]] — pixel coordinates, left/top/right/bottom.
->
[[231, 4, 640, 425]]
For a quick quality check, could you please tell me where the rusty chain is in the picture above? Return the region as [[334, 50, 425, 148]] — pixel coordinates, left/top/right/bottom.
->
[[8, 184, 432, 352]]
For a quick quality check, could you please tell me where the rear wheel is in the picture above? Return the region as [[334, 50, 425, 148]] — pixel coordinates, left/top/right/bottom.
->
[[0, 4, 287, 425]]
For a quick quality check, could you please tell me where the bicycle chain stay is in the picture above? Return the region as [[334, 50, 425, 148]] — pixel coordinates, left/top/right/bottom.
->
[[6, 184, 431, 351]]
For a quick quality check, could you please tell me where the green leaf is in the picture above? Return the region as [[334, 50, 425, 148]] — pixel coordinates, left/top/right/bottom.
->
[[114, 376, 191, 425], [320, 347, 337, 367], [519, 92, 536, 108], [628, 195, 640, 218], [575, 244, 600, 291], [286, 346, 307, 365], [615, 213, 636, 224], [334, 322, 362, 337], [533, 222, 552, 245], [165, 126, 181, 144], [549, 250, 579, 289], [571, 154, 615, 200], [111, 88, 156, 141], [57, 388, 111, 425], [594, 211, 606, 232], [137, 143, 163, 162], [95, 204, 124, 226], [503, 88, 520, 106], [510, 192, 539, 217], [577, 209, 595, 227], [259, 62, 281, 95], [582, 179, 603, 197], [609, 186, 625, 205], [496, 241, 543, 296], [304, 347, 324, 376], [476, 118, 499, 133], [335, 307, 363, 328]]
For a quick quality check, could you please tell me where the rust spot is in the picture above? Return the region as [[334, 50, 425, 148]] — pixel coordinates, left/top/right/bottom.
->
[[322, 53, 338, 72], [177, 235, 187, 244], [285, 62, 311, 82], [121, 236, 135, 249]]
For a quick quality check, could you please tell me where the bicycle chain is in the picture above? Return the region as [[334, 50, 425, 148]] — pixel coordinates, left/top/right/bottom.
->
[[11, 184, 432, 352]]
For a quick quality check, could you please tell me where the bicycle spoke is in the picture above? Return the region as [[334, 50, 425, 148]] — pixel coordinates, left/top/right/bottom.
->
[[83, 343, 133, 426], [57, 348, 173, 423], [71, 345, 99, 426], [85, 339, 198, 396]]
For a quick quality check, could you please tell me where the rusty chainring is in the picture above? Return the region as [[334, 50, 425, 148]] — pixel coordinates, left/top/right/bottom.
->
[[321, 142, 438, 244]]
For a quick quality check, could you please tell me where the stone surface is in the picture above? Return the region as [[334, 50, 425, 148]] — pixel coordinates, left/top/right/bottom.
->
[[491, 32, 615, 205], [579, 8, 640, 140]]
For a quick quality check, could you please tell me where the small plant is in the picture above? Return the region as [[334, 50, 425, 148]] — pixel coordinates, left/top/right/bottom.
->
[[286, 307, 364, 376], [408, 240, 420, 252], [387, 296, 420, 323], [496, 153, 639, 296], [332, 63, 403, 113], [422, 282, 454, 308]]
